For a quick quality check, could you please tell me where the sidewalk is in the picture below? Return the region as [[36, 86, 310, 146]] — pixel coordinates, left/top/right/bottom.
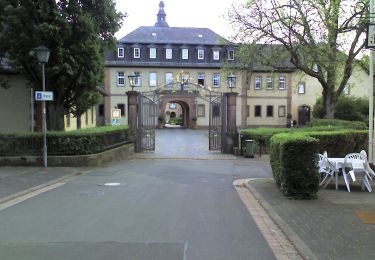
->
[[0, 166, 87, 203], [246, 178, 375, 259]]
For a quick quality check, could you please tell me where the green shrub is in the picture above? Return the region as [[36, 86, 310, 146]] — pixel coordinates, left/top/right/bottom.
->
[[307, 118, 367, 130], [0, 125, 131, 156], [271, 133, 319, 199]]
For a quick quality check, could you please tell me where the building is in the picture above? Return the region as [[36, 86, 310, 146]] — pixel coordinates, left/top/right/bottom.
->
[[0, 57, 97, 133], [102, 1, 370, 129]]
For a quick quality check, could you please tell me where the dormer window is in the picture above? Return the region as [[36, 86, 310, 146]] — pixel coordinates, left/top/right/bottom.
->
[[150, 48, 156, 59], [134, 48, 140, 58], [228, 50, 235, 60], [117, 47, 124, 58], [198, 49, 204, 60], [182, 48, 189, 60], [213, 50, 220, 61], [166, 48, 172, 59]]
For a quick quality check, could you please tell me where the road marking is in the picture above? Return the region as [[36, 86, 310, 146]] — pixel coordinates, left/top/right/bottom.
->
[[234, 179, 303, 260], [0, 182, 65, 211]]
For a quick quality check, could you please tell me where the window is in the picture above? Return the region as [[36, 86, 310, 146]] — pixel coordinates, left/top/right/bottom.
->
[[117, 47, 124, 58], [279, 76, 286, 90], [343, 84, 350, 95], [213, 50, 220, 61], [246, 105, 250, 118], [134, 72, 141, 86], [198, 49, 204, 60], [117, 72, 125, 86], [213, 73, 221, 88], [149, 48, 156, 59], [228, 50, 235, 60], [197, 104, 205, 117], [98, 104, 104, 116], [117, 104, 125, 116], [149, 72, 157, 87], [134, 48, 140, 58], [182, 49, 189, 60], [298, 82, 305, 94], [228, 74, 236, 89], [254, 105, 261, 117], [266, 105, 274, 117], [266, 76, 273, 90], [278, 106, 286, 117], [166, 48, 172, 59], [255, 76, 262, 90], [197, 73, 205, 86], [165, 72, 173, 85]]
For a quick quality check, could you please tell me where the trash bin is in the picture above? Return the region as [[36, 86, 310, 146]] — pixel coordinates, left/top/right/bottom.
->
[[244, 139, 254, 158]]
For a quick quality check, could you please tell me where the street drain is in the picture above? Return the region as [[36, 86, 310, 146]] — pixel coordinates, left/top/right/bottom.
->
[[98, 182, 124, 187]]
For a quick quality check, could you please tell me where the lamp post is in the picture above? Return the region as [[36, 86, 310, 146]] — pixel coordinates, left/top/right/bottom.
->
[[228, 74, 236, 92], [128, 72, 137, 91], [34, 45, 50, 167]]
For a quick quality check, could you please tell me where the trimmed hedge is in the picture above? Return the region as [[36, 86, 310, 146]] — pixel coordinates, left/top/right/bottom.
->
[[307, 118, 367, 130], [270, 129, 368, 199], [271, 133, 319, 199], [0, 125, 132, 156]]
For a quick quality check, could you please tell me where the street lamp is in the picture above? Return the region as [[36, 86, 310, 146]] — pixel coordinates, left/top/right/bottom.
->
[[228, 73, 236, 92], [34, 45, 50, 167], [128, 72, 137, 91]]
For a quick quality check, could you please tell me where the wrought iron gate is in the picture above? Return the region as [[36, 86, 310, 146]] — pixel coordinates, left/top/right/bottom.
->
[[209, 92, 227, 151], [137, 92, 158, 152]]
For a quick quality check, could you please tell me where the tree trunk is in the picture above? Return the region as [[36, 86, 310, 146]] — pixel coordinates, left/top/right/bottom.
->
[[77, 116, 82, 129], [47, 103, 65, 131], [324, 89, 335, 119]]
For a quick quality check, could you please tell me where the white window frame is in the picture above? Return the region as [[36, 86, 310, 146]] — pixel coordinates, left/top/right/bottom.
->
[[228, 50, 235, 60], [134, 48, 140, 58], [117, 47, 124, 58], [165, 72, 173, 85], [298, 82, 305, 94], [182, 49, 189, 60], [279, 76, 286, 90], [213, 50, 220, 61], [213, 73, 221, 88], [255, 76, 262, 90], [197, 73, 205, 86], [149, 72, 157, 87], [149, 48, 156, 59], [266, 76, 273, 90], [117, 71, 125, 86], [166, 48, 172, 59], [198, 49, 204, 60]]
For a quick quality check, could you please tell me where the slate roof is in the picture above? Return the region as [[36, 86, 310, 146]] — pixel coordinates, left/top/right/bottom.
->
[[118, 26, 231, 45]]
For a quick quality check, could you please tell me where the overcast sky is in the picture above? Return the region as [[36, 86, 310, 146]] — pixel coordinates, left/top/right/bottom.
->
[[114, 0, 244, 39]]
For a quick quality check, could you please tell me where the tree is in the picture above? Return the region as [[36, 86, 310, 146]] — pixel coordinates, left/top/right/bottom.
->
[[227, 0, 369, 118], [0, 0, 124, 130], [313, 95, 368, 122]]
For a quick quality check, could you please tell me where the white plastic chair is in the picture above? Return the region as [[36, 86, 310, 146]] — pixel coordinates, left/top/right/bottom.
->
[[344, 153, 372, 192], [316, 151, 335, 188]]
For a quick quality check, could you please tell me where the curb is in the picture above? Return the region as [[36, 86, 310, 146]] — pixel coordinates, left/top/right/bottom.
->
[[244, 179, 318, 260]]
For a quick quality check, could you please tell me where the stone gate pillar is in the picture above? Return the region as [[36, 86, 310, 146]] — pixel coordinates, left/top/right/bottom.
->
[[224, 92, 238, 154], [126, 91, 139, 152]]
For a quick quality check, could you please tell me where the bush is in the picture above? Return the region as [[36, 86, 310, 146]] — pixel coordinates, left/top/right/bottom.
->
[[312, 96, 368, 123], [0, 125, 131, 156], [307, 118, 367, 130], [271, 133, 319, 199]]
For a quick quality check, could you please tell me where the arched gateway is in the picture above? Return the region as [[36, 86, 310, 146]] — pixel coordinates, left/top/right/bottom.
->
[[127, 82, 238, 154]]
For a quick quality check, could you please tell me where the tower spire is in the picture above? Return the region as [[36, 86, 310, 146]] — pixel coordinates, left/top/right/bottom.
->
[[155, 1, 169, 27]]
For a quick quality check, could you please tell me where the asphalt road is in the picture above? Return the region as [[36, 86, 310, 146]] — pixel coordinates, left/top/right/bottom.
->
[[0, 129, 275, 260]]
